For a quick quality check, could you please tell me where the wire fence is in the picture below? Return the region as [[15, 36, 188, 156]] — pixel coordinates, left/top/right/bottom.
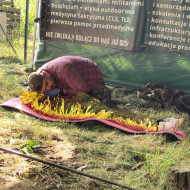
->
[[0, 0, 32, 62]]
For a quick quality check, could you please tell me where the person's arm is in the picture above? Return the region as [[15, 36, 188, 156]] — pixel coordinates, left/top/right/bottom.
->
[[44, 88, 61, 97]]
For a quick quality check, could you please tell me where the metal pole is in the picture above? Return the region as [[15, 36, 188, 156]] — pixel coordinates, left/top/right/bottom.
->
[[31, 0, 40, 68], [24, 0, 29, 62], [0, 147, 140, 190]]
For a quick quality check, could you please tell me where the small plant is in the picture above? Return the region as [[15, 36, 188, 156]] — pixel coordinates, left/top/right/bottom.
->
[[20, 140, 40, 155]]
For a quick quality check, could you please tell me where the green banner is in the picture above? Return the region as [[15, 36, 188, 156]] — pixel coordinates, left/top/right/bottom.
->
[[34, 0, 190, 93]]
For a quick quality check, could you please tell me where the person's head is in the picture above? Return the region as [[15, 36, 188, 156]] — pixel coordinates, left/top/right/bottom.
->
[[28, 72, 55, 93]]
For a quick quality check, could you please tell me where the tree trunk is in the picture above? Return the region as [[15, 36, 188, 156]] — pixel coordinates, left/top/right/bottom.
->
[[171, 163, 190, 190]]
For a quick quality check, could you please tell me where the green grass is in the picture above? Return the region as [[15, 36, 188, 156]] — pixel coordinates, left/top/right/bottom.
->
[[0, 40, 190, 190], [0, 1, 190, 189]]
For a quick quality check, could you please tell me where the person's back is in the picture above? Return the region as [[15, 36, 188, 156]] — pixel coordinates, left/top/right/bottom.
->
[[38, 56, 104, 94]]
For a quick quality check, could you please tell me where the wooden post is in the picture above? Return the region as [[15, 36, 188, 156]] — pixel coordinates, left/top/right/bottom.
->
[[0, 0, 20, 39], [0, 12, 7, 41]]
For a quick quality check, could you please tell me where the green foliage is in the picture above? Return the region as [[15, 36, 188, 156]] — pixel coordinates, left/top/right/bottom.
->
[[20, 140, 41, 155], [14, 0, 37, 34]]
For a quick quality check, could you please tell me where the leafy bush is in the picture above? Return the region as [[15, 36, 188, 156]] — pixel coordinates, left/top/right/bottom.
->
[[14, 0, 37, 34]]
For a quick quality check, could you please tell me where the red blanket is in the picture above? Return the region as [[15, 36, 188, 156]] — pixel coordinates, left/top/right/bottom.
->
[[0, 98, 187, 141]]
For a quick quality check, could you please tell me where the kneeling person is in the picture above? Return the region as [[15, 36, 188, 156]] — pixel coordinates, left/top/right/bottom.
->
[[28, 56, 111, 105]]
